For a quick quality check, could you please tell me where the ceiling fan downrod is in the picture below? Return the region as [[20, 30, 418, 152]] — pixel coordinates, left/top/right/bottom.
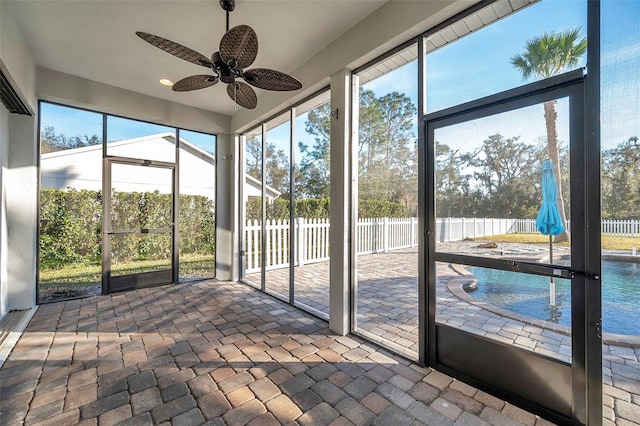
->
[[219, 0, 235, 32]]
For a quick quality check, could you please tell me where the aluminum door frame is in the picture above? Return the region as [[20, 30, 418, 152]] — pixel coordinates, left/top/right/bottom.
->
[[102, 156, 177, 293], [424, 69, 601, 425]]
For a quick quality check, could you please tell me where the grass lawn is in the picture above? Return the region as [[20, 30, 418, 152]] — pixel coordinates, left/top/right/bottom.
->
[[39, 254, 216, 302], [474, 233, 640, 251]]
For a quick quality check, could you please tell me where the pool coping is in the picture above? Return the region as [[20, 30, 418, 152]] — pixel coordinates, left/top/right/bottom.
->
[[446, 256, 640, 348]]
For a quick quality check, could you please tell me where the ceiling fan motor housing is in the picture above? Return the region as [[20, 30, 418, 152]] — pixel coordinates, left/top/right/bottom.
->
[[220, 0, 235, 12]]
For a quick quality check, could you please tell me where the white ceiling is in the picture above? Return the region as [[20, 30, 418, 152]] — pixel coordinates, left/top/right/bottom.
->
[[8, 0, 387, 116]]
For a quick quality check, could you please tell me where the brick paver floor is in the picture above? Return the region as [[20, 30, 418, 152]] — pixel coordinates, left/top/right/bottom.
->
[[244, 247, 639, 425], [246, 247, 573, 360], [1, 279, 579, 426]]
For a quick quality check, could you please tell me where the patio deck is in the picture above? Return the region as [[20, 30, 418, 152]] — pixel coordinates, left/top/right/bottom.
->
[[2, 279, 575, 426], [0, 249, 638, 424], [247, 247, 576, 360], [244, 247, 640, 424]]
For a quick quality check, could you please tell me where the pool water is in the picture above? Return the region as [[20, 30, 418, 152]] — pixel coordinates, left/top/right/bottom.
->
[[468, 260, 640, 336]]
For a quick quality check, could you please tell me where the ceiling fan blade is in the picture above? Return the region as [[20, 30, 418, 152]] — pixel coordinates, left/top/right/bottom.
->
[[136, 31, 213, 67], [243, 68, 302, 91], [219, 25, 258, 69], [173, 75, 219, 92], [227, 81, 257, 109]]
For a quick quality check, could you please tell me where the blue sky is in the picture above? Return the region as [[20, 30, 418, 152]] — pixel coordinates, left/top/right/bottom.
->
[[42, 0, 638, 156], [362, 0, 639, 151], [40, 103, 216, 154]]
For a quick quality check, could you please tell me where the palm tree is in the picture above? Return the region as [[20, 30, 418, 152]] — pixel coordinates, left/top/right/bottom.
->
[[511, 28, 586, 243]]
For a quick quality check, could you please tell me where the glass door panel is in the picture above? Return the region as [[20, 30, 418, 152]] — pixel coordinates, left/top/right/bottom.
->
[[427, 72, 593, 423], [106, 162, 174, 292], [433, 98, 573, 362]]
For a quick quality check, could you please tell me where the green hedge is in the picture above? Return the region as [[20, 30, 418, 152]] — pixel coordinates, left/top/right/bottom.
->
[[245, 197, 411, 220], [39, 188, 215, 269], [40, 188, 102, 267]]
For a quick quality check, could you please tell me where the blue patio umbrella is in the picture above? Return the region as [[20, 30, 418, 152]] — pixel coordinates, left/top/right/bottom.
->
[[535, 159, 564, 306]]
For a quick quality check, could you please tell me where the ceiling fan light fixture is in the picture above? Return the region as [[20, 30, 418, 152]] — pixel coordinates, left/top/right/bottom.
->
[[159, 78, 174, 86]]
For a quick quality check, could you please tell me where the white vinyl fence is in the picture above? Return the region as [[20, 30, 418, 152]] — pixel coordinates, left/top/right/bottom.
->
[[244, 218, 639, 273]]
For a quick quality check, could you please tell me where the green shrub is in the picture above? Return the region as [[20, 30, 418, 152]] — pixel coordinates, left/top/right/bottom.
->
[[39, 188, 215, 268], [244, 197, 411, 221]]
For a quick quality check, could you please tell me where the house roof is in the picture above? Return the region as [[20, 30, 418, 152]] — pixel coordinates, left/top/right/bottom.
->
[[41, 133, 281, 198]]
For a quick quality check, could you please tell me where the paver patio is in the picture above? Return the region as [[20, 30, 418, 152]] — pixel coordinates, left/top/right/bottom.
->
[[244, 246, 639, 424], [0, 246, 638, 424], [1, 279, 566, 426], [246, 246, 574, 360]]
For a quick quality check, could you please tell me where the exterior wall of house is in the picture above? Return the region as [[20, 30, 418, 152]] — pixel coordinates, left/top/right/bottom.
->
[[1, 1, 38, 319], [2, 114, 38, 315], [0, 106, 7, 318], [1, 1, 37, 111], [41, 135, 217, 200], [178, 141, 216, 199]]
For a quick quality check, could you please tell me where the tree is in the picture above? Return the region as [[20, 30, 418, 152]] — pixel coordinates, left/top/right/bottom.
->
[[297, 103, 331, 199], [466, 134, 542, 218], [511, 28, 586, 242], [602, 136, 640, 220], [40, 125, 101, 153], [245, 136, 263, 180], [435, 142, 472, 217], [298, 90, 417, 212], [245, 136, 291, 197], [356, 90, 417, 213]]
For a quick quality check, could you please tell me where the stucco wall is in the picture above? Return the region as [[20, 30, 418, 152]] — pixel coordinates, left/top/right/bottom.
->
[[0, 1, 37, 112], [0, 2, 38, 317], [0, 107, 8, 318]]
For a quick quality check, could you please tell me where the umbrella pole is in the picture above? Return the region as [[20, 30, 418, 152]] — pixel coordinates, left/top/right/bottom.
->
[[549, 232, 555, 307]]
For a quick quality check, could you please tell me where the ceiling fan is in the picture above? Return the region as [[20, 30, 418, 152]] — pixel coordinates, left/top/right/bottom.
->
[[136, 0, 302, 110]]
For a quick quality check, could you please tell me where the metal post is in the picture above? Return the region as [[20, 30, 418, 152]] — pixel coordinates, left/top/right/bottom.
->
[[289, 108, 296, 304], [549, 232, 555, 306]]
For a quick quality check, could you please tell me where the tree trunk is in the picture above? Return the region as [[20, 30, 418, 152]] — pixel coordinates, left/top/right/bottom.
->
[[543, 100, 570, 243]]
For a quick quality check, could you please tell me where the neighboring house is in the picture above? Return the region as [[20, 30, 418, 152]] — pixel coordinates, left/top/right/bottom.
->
[[40, 133, 280, 203]]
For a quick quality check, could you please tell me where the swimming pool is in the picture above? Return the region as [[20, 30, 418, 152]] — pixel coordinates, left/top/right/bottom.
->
[[468, 259, 640, 336]]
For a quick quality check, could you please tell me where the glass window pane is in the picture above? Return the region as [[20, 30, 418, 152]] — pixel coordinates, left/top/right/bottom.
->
[[293, 94, 331, 318], [264, 114, 291, 300], [435, 98, 572, 266], [39, 103, 103, 302], [179, 129, 216, 282], [426, 0, 587, 113], [243, 128, 263, 289], [355, 45, 419, 358], [436, 261, 571, 363], [107, 116, 176, 163], [600, 1, 640, 419]]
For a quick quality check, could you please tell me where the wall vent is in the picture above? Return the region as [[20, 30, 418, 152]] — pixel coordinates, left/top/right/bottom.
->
[[0, 66, 32, 116]]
